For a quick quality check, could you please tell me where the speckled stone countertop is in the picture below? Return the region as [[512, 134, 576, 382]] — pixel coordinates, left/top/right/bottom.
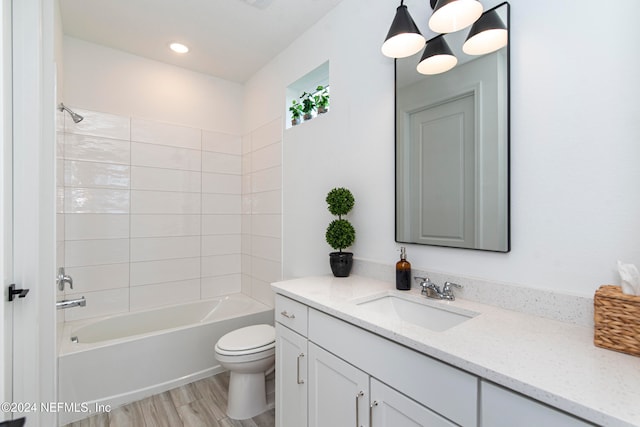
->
[[271, 275, 640, 427]]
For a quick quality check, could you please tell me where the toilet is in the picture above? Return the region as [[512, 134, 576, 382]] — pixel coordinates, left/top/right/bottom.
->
[[214, 324, 276, 420]]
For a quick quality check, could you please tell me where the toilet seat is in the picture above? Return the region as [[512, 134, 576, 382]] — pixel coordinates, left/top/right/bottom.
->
[[215, 324, 275, 356]]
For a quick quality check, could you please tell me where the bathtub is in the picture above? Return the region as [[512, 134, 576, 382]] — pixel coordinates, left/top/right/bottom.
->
[[58, 293, 274, 425]]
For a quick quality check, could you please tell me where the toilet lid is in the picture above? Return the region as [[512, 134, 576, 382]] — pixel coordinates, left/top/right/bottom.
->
[[216, 324, 275, 352]]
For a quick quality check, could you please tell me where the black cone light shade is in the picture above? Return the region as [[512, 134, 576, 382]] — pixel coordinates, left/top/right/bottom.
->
[[429, 0, 483, 34], [382, 1, 426, 59], [463, 9, 508, 55], [417, 35, 457, 75]]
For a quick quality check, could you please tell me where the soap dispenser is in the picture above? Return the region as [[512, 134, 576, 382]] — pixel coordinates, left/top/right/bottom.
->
[[396, 247, 411, 290]]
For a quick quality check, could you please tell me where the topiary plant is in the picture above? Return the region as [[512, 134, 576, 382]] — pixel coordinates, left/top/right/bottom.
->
[[325, 219, 355, 251], [325, 187, 355, 277]]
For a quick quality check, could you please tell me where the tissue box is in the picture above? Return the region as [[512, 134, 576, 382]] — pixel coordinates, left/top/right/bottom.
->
[[594, 285, 640, 357]]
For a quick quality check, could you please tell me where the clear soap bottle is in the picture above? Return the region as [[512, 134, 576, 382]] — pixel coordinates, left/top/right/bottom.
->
[[396, 247, 411, 291]]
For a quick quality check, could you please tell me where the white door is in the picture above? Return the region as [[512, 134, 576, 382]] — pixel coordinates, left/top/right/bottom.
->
[[308, 343, 369, 427], [1, 0, 14, 416], [275, 323, 308, 427], [2, 0, 57, 425], [370, 379, 457, 427], [408, 93, 476, 248]]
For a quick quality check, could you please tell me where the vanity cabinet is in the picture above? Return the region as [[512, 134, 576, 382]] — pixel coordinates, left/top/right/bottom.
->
[[275, 296, 309, 427], [275, 293, 477, 427], [275, 292, 595, 427], [308, 307, 477, 426]]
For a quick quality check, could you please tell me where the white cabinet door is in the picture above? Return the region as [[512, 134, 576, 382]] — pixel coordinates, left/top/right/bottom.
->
[[481, 381, 595, 427], [308, 343, 370, 427], [370, 379, 457, 427], [276, 323, 308, 427]]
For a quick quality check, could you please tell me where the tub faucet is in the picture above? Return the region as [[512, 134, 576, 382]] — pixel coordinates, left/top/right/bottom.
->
[[57, 267, 73, 291], [415, 277, 461, 301], [56, 297, 86, 310]]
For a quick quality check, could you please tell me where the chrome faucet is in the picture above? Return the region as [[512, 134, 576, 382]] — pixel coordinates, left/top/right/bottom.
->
[[414, 277, 462, 301], [56, 297, 86, 310], [57, 267, 73, 291]]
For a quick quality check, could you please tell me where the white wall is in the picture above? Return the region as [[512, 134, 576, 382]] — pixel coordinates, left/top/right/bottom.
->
[[63, 37, 244, 134], [241, 119, 283, 307], [245, 0, 640, 296]]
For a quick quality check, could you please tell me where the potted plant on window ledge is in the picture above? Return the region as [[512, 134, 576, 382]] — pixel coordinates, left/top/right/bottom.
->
[[314, 85, 330, 114], [289, 100, 303, 126], [300, 91, 315, 121], [325, 187, 356, 277]]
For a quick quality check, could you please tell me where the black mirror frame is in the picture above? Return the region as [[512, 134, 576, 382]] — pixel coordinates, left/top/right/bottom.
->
[[394, 2, 511, 253]]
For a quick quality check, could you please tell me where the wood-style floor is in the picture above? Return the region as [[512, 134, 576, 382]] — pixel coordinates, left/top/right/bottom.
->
[[63, 371, 275, 427]]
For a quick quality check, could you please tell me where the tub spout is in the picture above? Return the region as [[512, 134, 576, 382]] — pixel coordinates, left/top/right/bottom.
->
[[56, 297, 86, 310]]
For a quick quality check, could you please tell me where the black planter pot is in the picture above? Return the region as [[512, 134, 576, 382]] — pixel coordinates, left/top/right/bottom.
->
[[329, 252, 353, 277]]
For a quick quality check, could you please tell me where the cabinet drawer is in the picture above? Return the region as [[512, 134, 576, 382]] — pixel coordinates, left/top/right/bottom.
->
[[275, 294, 308, 336]]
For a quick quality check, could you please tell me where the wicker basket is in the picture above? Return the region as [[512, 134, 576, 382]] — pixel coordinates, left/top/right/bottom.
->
[[594, 285, 640, 357]]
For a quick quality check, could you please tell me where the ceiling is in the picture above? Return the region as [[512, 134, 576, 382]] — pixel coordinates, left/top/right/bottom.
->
[[59, 0, 345, 83]]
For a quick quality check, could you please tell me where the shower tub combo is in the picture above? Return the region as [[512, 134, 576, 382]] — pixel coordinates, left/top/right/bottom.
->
[[58, 293, 273, 425]]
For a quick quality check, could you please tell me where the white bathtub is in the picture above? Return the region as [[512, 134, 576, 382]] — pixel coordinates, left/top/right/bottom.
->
[[58, 293, 273, 425]]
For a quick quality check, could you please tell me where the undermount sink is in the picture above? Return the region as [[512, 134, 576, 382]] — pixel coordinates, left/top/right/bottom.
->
[[356, 294, 478, 332]]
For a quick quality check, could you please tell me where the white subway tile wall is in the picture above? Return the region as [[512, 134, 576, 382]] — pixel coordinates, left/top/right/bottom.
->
[[57, 108, 282, 320], [243, 118, 283, 306]]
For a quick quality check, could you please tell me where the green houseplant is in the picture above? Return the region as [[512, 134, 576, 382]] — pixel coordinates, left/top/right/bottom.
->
[[289, 100, 303, 126], [300, 91, 316, 121], [325, 187, 356, 277], [314, 85, 330, 114]]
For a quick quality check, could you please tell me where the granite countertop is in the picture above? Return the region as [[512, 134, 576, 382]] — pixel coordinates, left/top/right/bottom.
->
[[271, 275, 640, 427]]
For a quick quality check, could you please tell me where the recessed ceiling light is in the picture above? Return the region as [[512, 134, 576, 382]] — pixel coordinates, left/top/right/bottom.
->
[[169, 43, 189, 54]]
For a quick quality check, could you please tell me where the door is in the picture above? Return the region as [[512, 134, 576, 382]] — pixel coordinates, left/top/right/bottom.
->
[[408, 93, 476, 248], [275, 323, 308, 427], [308, 343, 369, 427], [1, 0, 14, 415], [370, 379, 457, 427], [2, 0, 58, 425]]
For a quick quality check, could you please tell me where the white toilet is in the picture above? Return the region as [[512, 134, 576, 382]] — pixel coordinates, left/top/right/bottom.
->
[[214, 324, 276, 420]]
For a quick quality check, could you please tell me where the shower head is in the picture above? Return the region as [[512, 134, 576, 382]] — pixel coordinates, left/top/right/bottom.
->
[[58, 103, 84, 123]]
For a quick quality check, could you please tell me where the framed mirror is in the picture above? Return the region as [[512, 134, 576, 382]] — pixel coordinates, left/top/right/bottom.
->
[[395, 2, 510, 252]]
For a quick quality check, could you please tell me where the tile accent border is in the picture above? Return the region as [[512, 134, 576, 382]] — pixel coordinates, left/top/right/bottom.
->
[[352, 258, 594, 327]]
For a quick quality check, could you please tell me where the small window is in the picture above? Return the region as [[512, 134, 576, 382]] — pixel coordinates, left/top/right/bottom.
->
[[286, 61, 330, 129]]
